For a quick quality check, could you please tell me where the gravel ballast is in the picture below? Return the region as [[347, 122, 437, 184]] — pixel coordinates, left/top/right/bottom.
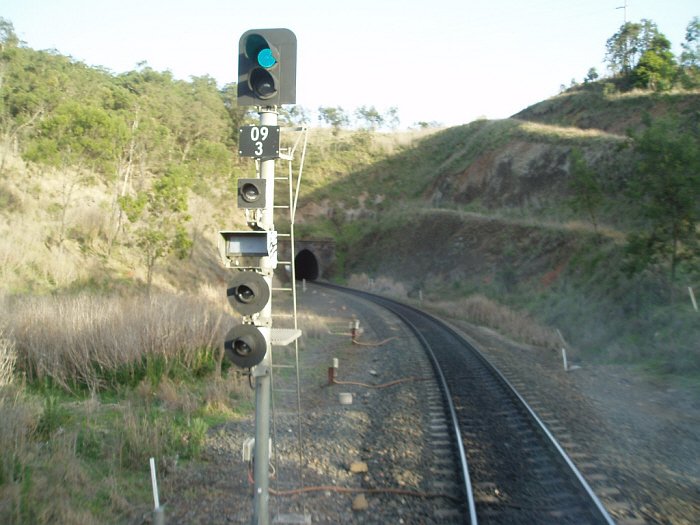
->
[[163, 285, 699, 524]]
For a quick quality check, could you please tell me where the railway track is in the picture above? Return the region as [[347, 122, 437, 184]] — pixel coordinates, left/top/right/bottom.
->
[[321, 283, 615, 525]]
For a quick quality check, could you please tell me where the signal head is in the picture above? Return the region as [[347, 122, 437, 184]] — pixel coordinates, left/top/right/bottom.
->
[[224, 324, 267, 368], [238, 28, 297, 107], [227, 271, 270, 316], [237, 178, 266, 209]]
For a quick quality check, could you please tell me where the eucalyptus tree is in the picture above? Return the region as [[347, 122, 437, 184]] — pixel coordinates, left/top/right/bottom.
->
[[624, 117, 700, 286], [605, 19, 659, 76], [318, 106, 349, 135]]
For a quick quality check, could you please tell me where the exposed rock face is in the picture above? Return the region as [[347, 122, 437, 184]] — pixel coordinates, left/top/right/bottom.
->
[[427, 141, 574, 208]]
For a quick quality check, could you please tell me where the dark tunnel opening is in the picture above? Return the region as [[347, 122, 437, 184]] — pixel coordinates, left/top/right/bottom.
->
[[295, 249, 319, 281]]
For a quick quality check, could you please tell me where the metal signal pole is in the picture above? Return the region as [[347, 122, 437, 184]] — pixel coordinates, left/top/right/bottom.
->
[[233, 28, 297, 525], [251, 106, 277, 525]]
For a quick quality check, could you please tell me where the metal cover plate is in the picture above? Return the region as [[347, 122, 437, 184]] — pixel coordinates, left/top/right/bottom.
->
[[270, 328, 302, 346]]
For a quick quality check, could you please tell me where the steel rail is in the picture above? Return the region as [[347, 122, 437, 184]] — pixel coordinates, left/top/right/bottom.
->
[[441, 318, 616, 525], [318, 282, 615, 525], [320, 282, 477, 524], [387, 301, 478, 524]]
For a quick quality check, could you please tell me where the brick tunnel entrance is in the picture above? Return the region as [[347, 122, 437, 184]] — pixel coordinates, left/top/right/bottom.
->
[[295, 249, 319, 281]]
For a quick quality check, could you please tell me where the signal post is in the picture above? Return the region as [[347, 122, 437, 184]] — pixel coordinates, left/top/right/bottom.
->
[[218, 28, 297, 525]]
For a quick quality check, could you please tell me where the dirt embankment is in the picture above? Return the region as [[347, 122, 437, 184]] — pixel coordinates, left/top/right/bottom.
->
[[343, 209, 578, 294], [426, 140, 573, 209]]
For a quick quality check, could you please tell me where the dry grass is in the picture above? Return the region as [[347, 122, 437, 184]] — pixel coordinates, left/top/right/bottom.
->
[[347, 273, 408, 297], [0, 146, 232, 296], [345, 273, 559, 349], [298, 311, 327, 340], [0, 387, 39, 523], [430, 294, 561, 350], [0, 146, 110, 292], [4, 292, 233, 391], [515, 120, 628, 142], [0, 329, 16, 386], [0, 336, 246, 525]]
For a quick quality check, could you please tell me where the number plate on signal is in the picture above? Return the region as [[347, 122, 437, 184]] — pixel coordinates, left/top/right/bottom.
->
[[238, 125, 280, 159]]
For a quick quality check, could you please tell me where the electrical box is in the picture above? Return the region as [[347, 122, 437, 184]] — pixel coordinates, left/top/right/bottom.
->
[[218, 230, 278, 269]]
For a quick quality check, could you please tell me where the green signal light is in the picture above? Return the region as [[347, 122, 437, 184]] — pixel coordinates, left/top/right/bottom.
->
[[257, 48, 276, 68]]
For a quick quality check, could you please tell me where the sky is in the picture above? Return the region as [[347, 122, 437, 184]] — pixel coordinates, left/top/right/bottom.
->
[[2, 0, 698, 128]]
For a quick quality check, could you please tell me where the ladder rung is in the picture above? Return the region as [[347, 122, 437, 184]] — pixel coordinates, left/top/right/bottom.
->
[[272, 313, 295, 318], [272, 389, 298, 394], [271, 364, 296, 369], [274, 205, 290, 209], [277, 233, 291, 237], [277, 260, 292, 266], [272, 287, 293, 292], [274, 177, 288, 180]]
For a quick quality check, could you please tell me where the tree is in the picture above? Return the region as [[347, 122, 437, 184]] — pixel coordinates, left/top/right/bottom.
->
[[605, 19, 659, 76], [23, 101, 128, 175], [219, 82, 246, 143], [584, 67, 599, 83], [632, 34, 677, 90], [624, 117, 700, 284], [568, 148, 603, 238], [119, 165, 193, 294], [280, 105, 310, 126], [0, 18, 19, 50], [385, 106, 400, 130], [177, 75, 229, 162], [415, 121, 442, 129], [680, 17, 700, 68], [680, 17, 700, 87], [355, 105, 383, 130], [317, 106, 349, 135]]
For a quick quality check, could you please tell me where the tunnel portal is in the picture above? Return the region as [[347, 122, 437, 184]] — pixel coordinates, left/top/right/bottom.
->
[[295, 249, 319, 281]]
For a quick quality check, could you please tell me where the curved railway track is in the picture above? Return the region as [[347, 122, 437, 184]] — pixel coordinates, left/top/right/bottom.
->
[[320, 283, 615, 525]]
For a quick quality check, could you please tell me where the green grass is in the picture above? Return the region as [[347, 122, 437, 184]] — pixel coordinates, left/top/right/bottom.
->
[[0, 289, 252, 524], [0, 367, 253, 524]]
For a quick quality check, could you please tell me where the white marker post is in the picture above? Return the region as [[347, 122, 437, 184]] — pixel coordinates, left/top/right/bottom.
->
[[689, 286, 698, 312], [150, 457, 164, 525]]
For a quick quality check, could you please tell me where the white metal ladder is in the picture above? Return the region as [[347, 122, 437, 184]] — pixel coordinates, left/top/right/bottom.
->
[[268, 126, 309, 521]]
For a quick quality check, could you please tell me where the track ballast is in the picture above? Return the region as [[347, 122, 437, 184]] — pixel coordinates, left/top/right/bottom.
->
[[323, 283, 614, 525]]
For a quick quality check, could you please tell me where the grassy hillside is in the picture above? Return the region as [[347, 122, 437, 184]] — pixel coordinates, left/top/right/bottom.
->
[[300, 85, 699, 222], [514, 81, 700, 133], [296, 86, 700, 384]]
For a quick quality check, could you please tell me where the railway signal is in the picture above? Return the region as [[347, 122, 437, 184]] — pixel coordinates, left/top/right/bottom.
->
[[237, 178, 267, 209], [224, 268, 271, 368], [227, 270, 270, 316], [238, 28, 297, 107], [224, 323, 267, 368], [219, 230, 276, 369], [230, 28, 300, 525]]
